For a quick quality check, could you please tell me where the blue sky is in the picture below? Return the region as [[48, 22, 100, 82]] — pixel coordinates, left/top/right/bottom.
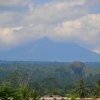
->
[[33, 0, 52, 4], [0, 0, 100, 53]]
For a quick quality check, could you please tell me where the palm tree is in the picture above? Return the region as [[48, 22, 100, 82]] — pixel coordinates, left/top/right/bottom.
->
[[93, 79, 100, 98], [75, 79, 90, 99], [20, 87, 30, 100], [29, 90, 40, 100], [19, 87, 40, 100]]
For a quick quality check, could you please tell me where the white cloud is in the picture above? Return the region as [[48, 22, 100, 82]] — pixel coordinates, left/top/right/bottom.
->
[[0, 12, 13, 27], [52, 14, 100, 43], [23, 0, 87, 24], [0, 27, 22, 44], [0, 26, 23, 50], [0, 24, 47, 50], [92, 48, 100, 54], [0, 0, 100, 53]]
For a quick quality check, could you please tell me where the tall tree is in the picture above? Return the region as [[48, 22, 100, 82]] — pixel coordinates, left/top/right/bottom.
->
[[0, 86, 21, 100], [93, 78, 100, 98], [7, 71, 33, 89], [75, 79, 90, 99], [29, 90, 40, 100]]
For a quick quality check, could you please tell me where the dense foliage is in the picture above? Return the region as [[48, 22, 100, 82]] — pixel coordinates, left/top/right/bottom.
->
[[0, 61, 100, 99]]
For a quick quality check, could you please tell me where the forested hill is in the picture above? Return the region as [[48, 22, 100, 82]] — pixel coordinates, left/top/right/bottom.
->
[[0, 61, 99, 98], [0, 61, 100, 83], [0, 61, 100, 96]]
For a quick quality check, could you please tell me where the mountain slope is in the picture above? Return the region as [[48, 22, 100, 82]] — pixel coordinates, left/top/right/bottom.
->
[[0, 37, 100, 62]]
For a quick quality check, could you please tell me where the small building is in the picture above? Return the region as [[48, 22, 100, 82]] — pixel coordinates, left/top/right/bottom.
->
[[40, 95, 67, 100]]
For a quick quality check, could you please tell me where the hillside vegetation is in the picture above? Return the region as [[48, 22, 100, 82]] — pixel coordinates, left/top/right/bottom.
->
[[0, 61, 100, 99]]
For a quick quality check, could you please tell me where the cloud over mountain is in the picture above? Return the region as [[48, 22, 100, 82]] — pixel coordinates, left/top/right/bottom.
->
[[0, 0, 100, 53]]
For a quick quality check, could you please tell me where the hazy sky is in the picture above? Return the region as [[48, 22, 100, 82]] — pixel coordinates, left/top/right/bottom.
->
[[0, 0, 100, 53]]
